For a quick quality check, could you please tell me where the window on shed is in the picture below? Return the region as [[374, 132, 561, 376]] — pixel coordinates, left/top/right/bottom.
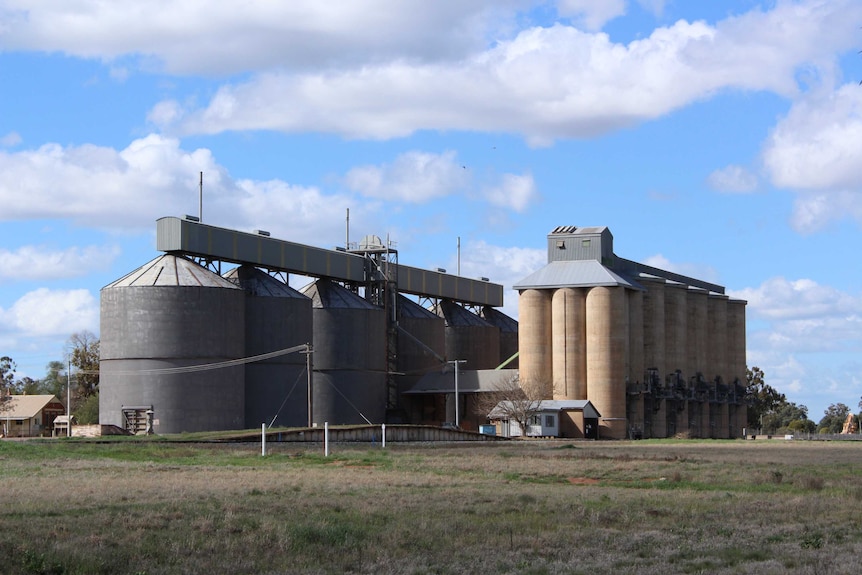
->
[[544, 415, 555, 428]]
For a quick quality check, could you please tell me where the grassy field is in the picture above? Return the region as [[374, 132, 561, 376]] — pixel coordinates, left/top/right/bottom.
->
[[1, 437, 861, 575]]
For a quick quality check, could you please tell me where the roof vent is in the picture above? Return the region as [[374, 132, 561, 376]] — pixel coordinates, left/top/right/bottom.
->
[[551, 225, 577, 234]]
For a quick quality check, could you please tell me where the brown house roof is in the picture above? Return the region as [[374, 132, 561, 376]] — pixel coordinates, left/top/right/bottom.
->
[[0, 395, 64, 420]]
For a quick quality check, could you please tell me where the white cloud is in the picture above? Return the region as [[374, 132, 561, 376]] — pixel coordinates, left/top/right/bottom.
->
[[482, 173, 538, 212], [707, 164, 758, 193], [0, 245, 120, 281], [730, 277, 860, 322], [0, 288, 98, 337], [344, 150, 468, 202], [641, 254, 720, 285], [0, 132, 21, 147], [0, 1, 523, 75], [0, 134, 376, 246], [557, 0, 626, 31], [159, 0, 862, 144]]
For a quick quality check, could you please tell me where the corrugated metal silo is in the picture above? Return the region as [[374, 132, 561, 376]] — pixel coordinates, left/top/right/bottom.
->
[[518, 289, 553, 397], [480, 306, 519, 369], [397, 295, 446, 422], [100, 255, 245, 434], [551, 287, 587, 400], [434, 299, 501, 371], [224, 265, 312, 428], [586, 286, 628, 439], [301, 279, 387, 425]]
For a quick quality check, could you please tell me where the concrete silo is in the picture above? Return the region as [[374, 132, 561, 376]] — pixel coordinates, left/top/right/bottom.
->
[[100, 255, 245, 434], [707, 294, 729, 437], [224, 265, 312, 428], [518, 289, 553, 398], [481, 306, 519, 369], [640, 276, 666, 438], [586, 286, 629, 439], [627, 288, 645, 435], [686, 287, 708, 437], [301, 279, 387, 425], [551, 287, 587, 400], [727, 299, 748, 437]]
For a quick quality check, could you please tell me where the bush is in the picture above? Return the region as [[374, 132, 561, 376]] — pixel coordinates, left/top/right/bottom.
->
[[75, 393, 99, 425]]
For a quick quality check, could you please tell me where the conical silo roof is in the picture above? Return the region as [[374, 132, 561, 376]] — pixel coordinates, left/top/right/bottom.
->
[[104, 254, 239, 289], [398, 295, 439, 319], [481, 306, 518, 332], [223, 265, 307, 298], [300, 279, 379, 309], [433, 299, 492, 327]]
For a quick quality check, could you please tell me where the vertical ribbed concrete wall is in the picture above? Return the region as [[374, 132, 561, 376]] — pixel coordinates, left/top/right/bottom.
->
[[551, 288, 587, 400], [586, 286, 628, 439], [707, 295, 729, 383], [225, 265, 312, 429], [100, 255, 246, 434], [664, 283, 688, 377], [641, 278, 665, 438], [727, 299, 747, 437], [686, 288, 708, 379], [518, 289, 553, 398], [627, 289, 644, 434]]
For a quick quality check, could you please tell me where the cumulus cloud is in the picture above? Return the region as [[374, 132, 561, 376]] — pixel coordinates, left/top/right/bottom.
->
[[482, 173, 538, 212], [158, 0, 862, 144], [0, 288, 98, 337], [707, 164, 758, 193], [0, 132, 21, 147], [556, 0, 626, 30], [0, 245, 121, 281], [730, 277, 860, 323], [0, 134, 377, 246], [344, 151, 469, 202], [0, 1, 522, 75]]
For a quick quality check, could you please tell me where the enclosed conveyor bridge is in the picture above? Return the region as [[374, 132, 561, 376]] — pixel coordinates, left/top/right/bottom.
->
[[156, 216, 504, 307]]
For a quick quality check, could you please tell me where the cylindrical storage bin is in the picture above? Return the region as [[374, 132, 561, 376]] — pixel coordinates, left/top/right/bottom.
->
[[552, 287, 587, 400], [100, 255, 245, 434], [726, 300, 747, 385], [664, 282, 688, 379], [434, 300, 501, 371], [627, 288, 644, 435], [707, 294, 729, 383], [397, 295, 446, 420], [224, 265, 312, 429], [686, 288, 709, 380], [640, 277, 666, 379], [518, 289, 553, 398], [586, 286, 628, 439], [301, 279, 387, 425], [481, 306, 519, 369]]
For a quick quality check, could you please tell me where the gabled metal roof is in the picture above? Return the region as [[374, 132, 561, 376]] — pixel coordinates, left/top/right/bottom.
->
[[0, 395, 63, 419], [489, 399, 601, 419], [513, 260, 640, 290]]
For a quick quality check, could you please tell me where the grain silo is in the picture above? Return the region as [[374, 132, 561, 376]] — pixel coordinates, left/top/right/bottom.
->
[[586, 286, 629, 439], [396, 295, 446, 423], [433, 300, 501, 371], [224, 265, 312, 428], [301, 279, 387, 425], [518, 289, 553, 397], [551, 287, 587, 400], [480, 306, 519, 369], [100, 254, 245, 434]]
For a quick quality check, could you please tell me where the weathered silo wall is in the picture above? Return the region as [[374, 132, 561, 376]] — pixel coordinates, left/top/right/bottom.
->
[[627, 289, 645, 435], [551, 287, 587, 400], [480, 306, 519, 369], [686, 288, 708, 380], [727, 299, 747, 436], [224, 265, 312, 428], [518, 289, 553, 397], [302, 279, 387, 425], [100, 255, 245, 434], [641, 277, 666, 378], [435, 300, 501, 371], [707, 294, 729, 384], [664, 282, 688, 378], [586, 286, 628, 439], [397, 295, 446, 422]]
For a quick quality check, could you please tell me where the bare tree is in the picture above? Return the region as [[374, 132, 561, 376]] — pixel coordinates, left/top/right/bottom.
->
[[477, 374, 545, 437]]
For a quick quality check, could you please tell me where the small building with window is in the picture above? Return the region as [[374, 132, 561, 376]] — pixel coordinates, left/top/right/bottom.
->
[[489, 400, 601, 439], [0, 395, 66, 438]]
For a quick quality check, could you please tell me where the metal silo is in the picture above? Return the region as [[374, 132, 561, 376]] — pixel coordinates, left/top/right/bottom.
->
[[518, 289, 553, 398], [397, 295, 445, 423], [481, 306, 519, 369], [100, 254, 245, 434], [224, 265, 312, 428], [551, 287, 587, 400], [433, 299, 501, 371], [301, 279, 387, 425], [586, 286, 628, 439]]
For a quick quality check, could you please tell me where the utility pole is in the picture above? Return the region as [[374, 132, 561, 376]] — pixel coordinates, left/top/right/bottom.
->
[[304, 344, 314, 427], [448, 360, 466, 428], [66, 359, 71, 438]]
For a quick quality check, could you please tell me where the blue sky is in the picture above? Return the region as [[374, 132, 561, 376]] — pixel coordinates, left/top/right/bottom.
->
[[1, 0, 861, 421]]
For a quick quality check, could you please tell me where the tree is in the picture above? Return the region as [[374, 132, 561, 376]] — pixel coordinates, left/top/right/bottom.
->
[[66, 331, 100, 402], [41, 361, 67, 399], [477, 375, 544, 437], [762, 401, 814, 434], [0, 356, 16, 391], [818, 403, 851, 434], [745, 366, 786, 429]]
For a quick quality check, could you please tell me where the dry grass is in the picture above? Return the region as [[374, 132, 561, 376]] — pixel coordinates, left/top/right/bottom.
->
[[1, 438, 861, 574]]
